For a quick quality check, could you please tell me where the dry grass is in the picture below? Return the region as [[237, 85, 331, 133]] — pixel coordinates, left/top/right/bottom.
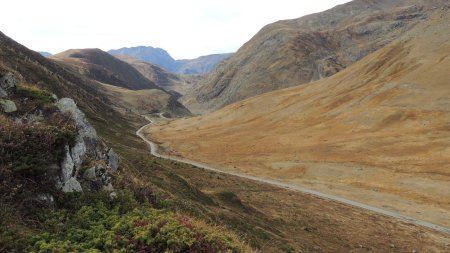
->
[[149, 12, 450, 228]]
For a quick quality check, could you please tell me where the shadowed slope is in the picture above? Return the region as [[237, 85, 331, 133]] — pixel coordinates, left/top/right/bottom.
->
[[51, 48, 160, 90], [113, 54, 192, 95]]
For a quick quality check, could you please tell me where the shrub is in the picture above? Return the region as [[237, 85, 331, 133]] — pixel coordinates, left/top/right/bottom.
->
[[16, 84, 55, 106], [0, 119, 76, 177], [31, 194, 246, 253]]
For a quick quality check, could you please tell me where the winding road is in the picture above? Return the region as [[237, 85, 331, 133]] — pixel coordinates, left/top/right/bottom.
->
[[136, 115, 450, 235]]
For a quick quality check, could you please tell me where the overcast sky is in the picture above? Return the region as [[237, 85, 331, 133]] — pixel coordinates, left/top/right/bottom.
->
[[1, 0, 350, 59]]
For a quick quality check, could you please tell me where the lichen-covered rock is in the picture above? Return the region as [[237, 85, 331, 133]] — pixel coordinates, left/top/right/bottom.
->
[[71, 139, 87, 174], [56, 98, 119, 192], [60, 144, 75, 183], [0, 72, 16, 98], [107, 148, 119, 172], [0, 99, 17, 113], [56, 98, 99, 155], [83, 166, 97, 181], [62, 177, 82, 192], [102, 183, 114, 192], [0, 87, 7, 98]]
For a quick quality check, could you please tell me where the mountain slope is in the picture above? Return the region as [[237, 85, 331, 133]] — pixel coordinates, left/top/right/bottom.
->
[[2, 29, 449, 252], [51, 48, 160, 90], [148, 9, 450, 227], [108, 46, 178, 71], [176, 53, 232, 75], [39, 51, 52, 57], [50, 49, 191, 116], [0, 31, 248, 253], [181, 0, 447, 113], [113, 54, 190, 95]]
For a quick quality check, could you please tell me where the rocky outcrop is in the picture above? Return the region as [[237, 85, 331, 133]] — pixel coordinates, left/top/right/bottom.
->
[[106, 148, 119, 172], [56, 98, 120, 192]]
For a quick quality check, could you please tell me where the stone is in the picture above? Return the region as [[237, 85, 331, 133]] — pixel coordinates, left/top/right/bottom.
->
[[107, 148, 119, 172], [62, 177, 82, 192], [83, 166, 97, 181], [56, 98, 98, 139], [0, 87, 7, 98], [56, 98, 99, 157], [102, 183, 114, 192], [60, 144, 74, 183], [0, 72, 16, 98], [71, 139, 87, 174], [109, 191, 117, 199], [0, 99, 17, 113], [36, 193, 55, 207]]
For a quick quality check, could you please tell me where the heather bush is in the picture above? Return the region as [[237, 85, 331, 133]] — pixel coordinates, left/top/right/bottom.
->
[[15, 84, 56, 112], [0, 118, 76, 177], [31, 192, 245, 253]]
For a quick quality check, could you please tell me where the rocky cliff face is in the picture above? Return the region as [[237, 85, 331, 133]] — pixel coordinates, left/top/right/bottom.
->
[[182, 0, 448, 113], [56, 97, 119, 193]]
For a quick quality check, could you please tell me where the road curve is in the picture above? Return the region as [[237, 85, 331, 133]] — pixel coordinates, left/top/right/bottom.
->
[[136, 115, 450, 235]]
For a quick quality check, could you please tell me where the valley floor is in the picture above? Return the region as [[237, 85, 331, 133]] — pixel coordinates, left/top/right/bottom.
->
[[141, 115, 450, 251]]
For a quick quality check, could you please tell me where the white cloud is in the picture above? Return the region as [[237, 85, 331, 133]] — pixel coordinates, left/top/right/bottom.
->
[[0, 0, 350, 59]]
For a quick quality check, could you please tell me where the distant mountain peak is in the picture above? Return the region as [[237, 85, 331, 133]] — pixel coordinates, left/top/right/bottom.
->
[[39, 51, 52, 57], [108, 46, 233, 75], [108, 46, 176, 71]]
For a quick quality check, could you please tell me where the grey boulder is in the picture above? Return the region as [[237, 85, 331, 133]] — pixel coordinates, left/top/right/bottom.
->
[[0, 99, 17, 113], [62, 177, 82, 192], [107, 148, 119, 172], [0, 72, 16, 98]]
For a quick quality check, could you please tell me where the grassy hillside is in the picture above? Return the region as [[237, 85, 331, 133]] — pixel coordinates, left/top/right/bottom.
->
[[0, 32, 248, 252], [51, 48, 160, 90], [148, 9, 450, 228], [113, 54, 191, 95]]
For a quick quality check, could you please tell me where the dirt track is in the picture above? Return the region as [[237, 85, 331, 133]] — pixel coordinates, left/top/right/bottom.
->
[[137, 115, 450, 235]]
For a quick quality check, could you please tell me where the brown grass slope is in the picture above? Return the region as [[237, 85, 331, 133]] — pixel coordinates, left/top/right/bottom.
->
[[0, 34, 112, 117], [50, 49, 191, 116], [149, 9, 450, 227], [182, 0, 448, 113], [114, 54, 192, 95], [51, 48, 160, 90]]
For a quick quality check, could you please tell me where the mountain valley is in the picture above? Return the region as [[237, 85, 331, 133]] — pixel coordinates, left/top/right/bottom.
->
[[148, 5, 450, 229], [1, 0, 450, 252]]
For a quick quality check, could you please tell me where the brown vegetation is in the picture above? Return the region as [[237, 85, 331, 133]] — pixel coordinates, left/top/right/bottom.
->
[[149, 10, 450, 228]]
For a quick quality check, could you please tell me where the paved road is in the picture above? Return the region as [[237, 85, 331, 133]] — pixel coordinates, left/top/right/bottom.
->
[[136, 115, 450, 235]]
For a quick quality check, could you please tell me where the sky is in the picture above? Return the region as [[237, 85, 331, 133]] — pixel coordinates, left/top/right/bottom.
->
[[0, 0, 350, 59]]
